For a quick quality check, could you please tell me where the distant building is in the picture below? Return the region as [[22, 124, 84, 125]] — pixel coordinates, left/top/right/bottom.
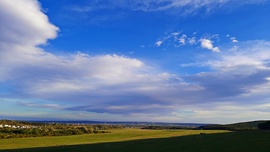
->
[[4, 125, 11, 128]]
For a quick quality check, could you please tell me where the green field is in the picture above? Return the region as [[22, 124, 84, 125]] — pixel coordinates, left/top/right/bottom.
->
[[0, 129, 269, 152]]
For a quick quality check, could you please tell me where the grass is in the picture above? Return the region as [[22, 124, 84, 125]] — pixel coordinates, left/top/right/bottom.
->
[[0, 129, 227, 149], [0, 129, 269, 152]]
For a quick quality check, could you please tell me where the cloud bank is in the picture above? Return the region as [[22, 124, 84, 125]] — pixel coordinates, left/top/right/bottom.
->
[[1, 0, 270, 123], [0, 0, 193, 119]]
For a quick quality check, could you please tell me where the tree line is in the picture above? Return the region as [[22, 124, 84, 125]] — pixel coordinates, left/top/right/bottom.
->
[[0, 120, 124, 139]]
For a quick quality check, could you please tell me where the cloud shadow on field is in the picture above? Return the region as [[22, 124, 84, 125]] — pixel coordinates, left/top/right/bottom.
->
[[1, 131, 270, 152]]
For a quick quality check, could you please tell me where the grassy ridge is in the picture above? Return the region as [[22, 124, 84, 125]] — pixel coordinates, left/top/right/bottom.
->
[[0, 129, 227, 150]]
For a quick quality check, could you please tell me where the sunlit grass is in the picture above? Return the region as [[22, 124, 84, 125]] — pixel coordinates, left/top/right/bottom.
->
[[0, 128, 228, 150]]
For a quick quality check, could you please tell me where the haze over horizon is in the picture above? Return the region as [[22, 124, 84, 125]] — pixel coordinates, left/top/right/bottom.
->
[[1, 0, 270, 124]]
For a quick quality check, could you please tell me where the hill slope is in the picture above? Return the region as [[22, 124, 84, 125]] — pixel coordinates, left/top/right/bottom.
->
[[199, 120, 269, 131]]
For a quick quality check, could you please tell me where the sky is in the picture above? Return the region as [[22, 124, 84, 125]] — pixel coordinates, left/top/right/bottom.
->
[[1, 0, 270, 124]]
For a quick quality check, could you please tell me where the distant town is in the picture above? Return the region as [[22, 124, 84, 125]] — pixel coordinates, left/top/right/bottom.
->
[[0, 124, 36, 129]]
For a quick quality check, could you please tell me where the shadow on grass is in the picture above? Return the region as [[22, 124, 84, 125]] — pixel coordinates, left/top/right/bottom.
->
[[1, 131, 269, 152]]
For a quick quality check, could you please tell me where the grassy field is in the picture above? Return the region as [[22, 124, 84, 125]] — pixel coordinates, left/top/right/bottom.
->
[[0, 129, 269, 152]]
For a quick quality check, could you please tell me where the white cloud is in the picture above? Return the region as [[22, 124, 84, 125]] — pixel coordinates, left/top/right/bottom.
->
[[155, 40, 163, 47], [154, 32, 222, 49], [1, 0, 270, 123], [0, 0, 194, 117], [207, 40, 270, 72], [171, 32, 180, 36], [178, 34, 187, 45], [180, 40, 270, 117], [231, 37, 239, 43], [188, 102, 270, 124], [226, 35, 239, 43], [228, 46, 238, 52], [212, 47, 220, 52], [200, 38, 220, 52], [188, 37, 197, 45], [0, 0, 58, 47]]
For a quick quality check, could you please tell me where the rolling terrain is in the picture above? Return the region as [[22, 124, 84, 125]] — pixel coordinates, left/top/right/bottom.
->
[[0, 129, 269, 152], [1, 120, 270, 152]]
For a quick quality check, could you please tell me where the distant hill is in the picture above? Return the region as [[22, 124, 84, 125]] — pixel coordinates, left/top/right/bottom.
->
[[198, 120, 270, 131]]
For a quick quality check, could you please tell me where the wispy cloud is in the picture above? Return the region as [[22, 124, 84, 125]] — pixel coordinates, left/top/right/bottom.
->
[[231, 37, 239, 43], [19, 102, 66, 110], [226, 35, 239, 43], [155, 40, 163, 47], [153, 32, 222, 52], [69, 0, 268, 15], [188, 37, 197, 45], [178, 34, 187, 45], [69, 6, 93, 12], [185, 40, 270, 98]]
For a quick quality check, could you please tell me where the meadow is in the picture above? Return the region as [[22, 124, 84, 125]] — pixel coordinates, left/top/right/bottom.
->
[[0, 129, 269, 152]]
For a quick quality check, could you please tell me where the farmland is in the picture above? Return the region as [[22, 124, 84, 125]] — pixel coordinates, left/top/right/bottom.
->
[[0, 129, 269, 152]]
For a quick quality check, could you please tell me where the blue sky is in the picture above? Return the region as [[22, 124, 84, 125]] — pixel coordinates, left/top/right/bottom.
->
[[1, 0, 270, 124]]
